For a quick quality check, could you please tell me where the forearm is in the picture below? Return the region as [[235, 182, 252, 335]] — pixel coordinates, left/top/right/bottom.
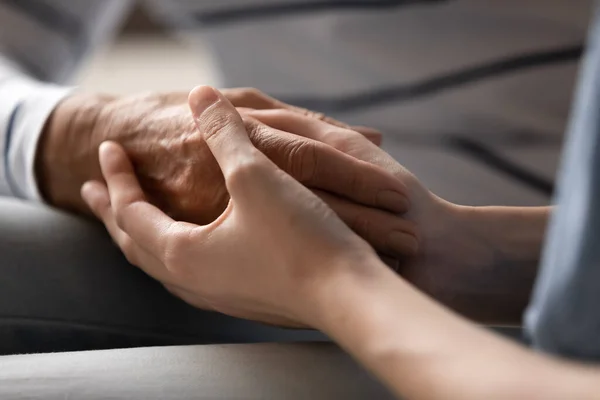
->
[[413, 203, 550, 324], [462, 205, 549, 323], [315, 265, 599, 400], [455, 205, 550, 271]]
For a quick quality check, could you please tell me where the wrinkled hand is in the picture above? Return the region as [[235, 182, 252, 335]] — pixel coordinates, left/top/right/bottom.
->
[[38, 87, 417, 257], [81, 86, 385, 328]]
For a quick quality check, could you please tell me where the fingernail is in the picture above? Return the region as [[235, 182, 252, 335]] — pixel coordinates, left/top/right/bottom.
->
[[189, 86, 219, 115], [377, 190, 410, 213], [388, 231, 419, 256]]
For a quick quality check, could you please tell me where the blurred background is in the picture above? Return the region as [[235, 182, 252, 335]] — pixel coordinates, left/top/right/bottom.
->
[[78, 5, 219, 93], [71, 1, 591, 208]]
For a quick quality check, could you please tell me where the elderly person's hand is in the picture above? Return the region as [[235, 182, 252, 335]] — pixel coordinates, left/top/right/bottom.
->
[[38, 87, 416, 257]]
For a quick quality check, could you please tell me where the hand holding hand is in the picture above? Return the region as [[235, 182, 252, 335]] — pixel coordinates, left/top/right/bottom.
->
[[81, 86, 385, 328], [40, 88, 416, 257], [244, 109, 501, 319]]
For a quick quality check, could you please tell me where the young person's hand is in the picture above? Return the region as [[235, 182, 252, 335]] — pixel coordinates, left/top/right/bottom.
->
[[81, 86, 388, 328]]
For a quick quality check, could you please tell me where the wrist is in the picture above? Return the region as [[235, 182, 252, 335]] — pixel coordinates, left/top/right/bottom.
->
[[426, 204, 547, 324], [305, 253, 392, 335], [416, 198, 480, 262], [36, 92, 115, 213], [417, 201, 547, 273], [407, 195, 493, 270]]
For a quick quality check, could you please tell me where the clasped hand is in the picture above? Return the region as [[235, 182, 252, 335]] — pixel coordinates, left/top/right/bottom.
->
[[44, 88, 418, 259], [82, 86, 393, 327]]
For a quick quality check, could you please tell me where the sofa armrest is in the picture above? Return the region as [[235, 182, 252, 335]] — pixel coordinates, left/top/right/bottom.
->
[[0, 198, 322, 354], [0, 343, 394, 399]]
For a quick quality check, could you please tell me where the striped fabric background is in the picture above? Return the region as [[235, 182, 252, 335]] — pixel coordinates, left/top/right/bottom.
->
[[0, 0, 593, 206]]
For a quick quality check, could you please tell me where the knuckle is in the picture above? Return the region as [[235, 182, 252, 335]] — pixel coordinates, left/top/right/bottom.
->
[[242, 116, 262, 139], [347, 168, 366, 195], [243, 120, 279, 154], [226, 157, 267, 188], [200, 111, 239, 143], [162, 250, 180, 275], [119, 237, 138, 265], [349, 214, 372, 238], [286, 140, 318, 183], [399, 220, 419, 238], [114, 201, 139, 232], [340, 128, 363, 141], [323, 128, 362, 151], [162, 224, 194, 274], [303, 109, 326, 121], [225, 87, 267, 108], [245, 87, 264, 98], [274, 109, 298, 120], [93, 199, 111, 221], [236, 107, 255, 118], [244, 87, 281, 109], [236, 87, 265, 105], [114, 207, 128, 231]]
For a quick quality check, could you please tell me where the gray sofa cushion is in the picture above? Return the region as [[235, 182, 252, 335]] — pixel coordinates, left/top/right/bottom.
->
[[0, 198, 323, 354], [0, 343, 394, 399]]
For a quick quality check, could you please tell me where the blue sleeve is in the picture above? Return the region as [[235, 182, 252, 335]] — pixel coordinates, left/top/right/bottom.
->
[[524, 6, 600, 361]]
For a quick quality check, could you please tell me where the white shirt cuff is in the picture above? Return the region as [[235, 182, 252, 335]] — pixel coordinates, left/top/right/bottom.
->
[[5, 84, 74, 201]]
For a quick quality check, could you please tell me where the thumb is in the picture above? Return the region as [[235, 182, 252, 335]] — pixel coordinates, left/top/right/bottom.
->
[[188, 85, 279, 202]]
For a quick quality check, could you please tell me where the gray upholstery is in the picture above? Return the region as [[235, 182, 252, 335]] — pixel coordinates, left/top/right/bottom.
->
[[0, 198, 392, 398], [0, 198, 323, 354], [0, 343, 394, 399], [0, 199, 524, 399]]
